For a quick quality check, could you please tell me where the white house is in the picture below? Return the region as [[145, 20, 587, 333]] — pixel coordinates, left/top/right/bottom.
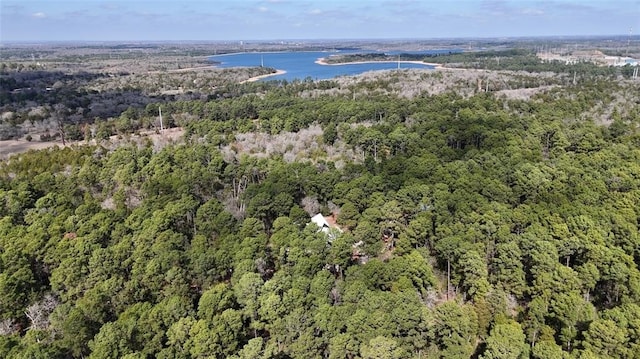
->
[[311, 213, 331, 233]]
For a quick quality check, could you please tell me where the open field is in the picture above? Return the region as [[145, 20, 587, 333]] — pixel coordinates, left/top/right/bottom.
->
[[0, 127, 184, 159]]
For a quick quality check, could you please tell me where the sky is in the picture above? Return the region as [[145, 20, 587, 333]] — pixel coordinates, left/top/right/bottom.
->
[[1, 0, 639, 42]]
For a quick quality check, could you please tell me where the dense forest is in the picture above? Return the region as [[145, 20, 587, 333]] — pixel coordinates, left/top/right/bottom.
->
[[327, 48, 639, 79], [1, 49, 640, 359]]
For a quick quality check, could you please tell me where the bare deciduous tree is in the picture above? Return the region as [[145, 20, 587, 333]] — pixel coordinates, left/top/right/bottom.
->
[[301, 196, 321, 216], [25, 293, 59, 331], [226, 175, 248, 219], [0, 318, 18, 336], [52, 104, 68, 145]]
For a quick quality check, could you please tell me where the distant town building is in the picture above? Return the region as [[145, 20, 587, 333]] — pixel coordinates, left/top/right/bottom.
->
[[537, 49, 638, 67]]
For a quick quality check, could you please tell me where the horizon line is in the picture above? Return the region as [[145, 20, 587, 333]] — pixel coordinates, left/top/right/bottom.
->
[[2, 34, 640, 45]]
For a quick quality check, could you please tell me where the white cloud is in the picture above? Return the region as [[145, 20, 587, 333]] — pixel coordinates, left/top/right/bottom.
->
[[100, 3, 120, 11], [521, 8, 544, 15], [309, 9, 323, 15], [258, 6, 268, 12], [32, 12, 46, 18]]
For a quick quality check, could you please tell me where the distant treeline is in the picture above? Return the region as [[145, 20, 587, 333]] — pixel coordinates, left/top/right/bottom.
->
[[328, 49, 638, 77]]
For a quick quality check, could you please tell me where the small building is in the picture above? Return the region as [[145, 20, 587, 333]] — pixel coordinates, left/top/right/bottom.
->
[[604, 56, 639, 67], [311, 213, 331, 233], [310, 213, 343, 241]]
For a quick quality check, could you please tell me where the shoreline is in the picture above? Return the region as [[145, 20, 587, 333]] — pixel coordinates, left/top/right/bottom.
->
[[314, 57, 444, 69], [241, 69, 287, 83], [209, 49, 340, 58], [148, 65, 217, 74]]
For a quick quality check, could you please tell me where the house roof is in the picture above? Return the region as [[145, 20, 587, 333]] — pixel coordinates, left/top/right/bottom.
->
[[311, 213, 330, 230]]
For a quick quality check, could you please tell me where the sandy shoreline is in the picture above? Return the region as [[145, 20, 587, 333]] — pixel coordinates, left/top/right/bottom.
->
[[314, 57, 444, 69], [147, 65, 218, 74], [241, 69, 287, 83]]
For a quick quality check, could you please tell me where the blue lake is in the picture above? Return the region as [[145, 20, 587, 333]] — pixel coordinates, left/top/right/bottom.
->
[[209, 51, 449, 81]]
